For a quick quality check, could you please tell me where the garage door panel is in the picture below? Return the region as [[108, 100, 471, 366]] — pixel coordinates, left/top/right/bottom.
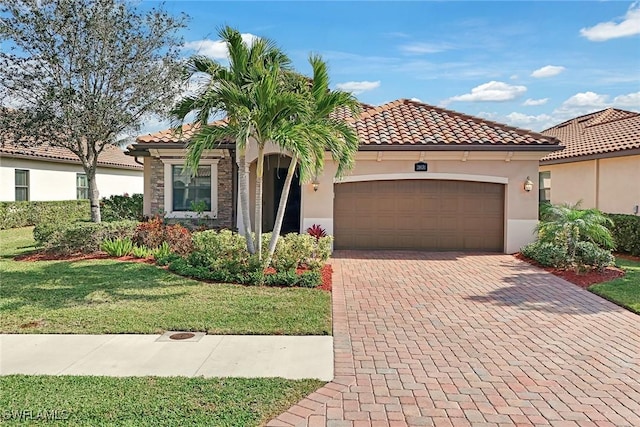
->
[[334, 179, 504, 251]]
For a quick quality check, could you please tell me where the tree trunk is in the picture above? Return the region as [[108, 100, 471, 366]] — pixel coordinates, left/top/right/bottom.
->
[[86, 166, 101, 223], [254, 145, 265, 261], [265, 155, 297, 267], [237, 149, 255, 254]]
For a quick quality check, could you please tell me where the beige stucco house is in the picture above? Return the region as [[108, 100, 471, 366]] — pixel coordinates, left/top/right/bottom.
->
[[127, 99, 560, 253], [0, 142, 143, 202], [540, 108, 640, 215]]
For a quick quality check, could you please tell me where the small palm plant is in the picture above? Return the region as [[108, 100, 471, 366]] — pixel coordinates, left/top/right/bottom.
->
[[533, 202, 615, 271]]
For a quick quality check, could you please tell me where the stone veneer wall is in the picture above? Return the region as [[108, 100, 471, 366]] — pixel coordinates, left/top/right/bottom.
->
[[148, 155, 234, 229]]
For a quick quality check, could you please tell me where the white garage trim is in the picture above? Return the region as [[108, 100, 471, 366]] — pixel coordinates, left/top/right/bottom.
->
[[335, 172, 509, 185]]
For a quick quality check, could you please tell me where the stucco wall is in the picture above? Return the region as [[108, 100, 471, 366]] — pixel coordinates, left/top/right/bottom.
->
[[240, 144, 546, 254], [540, 155, 640, 215], [0, 156, 142, 202], [143, 155, 234, 228]]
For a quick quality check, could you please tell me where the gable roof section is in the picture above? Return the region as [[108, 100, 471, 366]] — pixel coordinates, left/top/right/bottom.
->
[[541, 108, 640, 163], [351, 99, 558, 150], [131, 99, 559, 151], [0, 142, 142, 170]]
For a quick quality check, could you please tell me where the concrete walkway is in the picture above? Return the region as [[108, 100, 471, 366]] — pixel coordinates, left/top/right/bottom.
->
[[268, 252, 640, 427], [0, 334, 333, 380]]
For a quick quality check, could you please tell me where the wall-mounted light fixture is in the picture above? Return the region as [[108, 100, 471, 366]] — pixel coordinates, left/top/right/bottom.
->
[[312, 176, 320, 192], [524, 176, 534, 192]]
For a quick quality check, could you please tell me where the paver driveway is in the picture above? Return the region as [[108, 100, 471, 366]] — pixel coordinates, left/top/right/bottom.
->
[[268, 252, 640, 427]]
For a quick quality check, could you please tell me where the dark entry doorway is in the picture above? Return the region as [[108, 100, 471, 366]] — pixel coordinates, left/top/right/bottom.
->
[[274, 168, 301, 234]]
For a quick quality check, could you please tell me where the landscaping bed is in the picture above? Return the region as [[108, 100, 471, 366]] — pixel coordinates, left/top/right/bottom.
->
[[1, 227, 331, 335], [515, 253, 625, 288]]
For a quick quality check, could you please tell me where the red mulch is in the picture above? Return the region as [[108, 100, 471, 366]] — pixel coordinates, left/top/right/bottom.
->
[[15, 251, 155, 265], [615, 253, 640, 263], [514, 253, 625, 289], [263, 264, 333, 292]]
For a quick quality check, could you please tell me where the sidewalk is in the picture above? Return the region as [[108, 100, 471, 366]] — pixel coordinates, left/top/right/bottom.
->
[[0, 333, 333, 380]]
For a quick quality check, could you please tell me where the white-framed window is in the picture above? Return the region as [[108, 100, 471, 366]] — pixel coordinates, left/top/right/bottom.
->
[[76, 173, 89, 199], [15, 169, 29, 201], [162, 158, 218, 218], [539, 171, 551, 203]]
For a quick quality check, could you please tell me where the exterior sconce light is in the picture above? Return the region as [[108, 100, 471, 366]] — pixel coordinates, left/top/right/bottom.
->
[[524, 176, 534, 192], [312, 177, 320, 192]]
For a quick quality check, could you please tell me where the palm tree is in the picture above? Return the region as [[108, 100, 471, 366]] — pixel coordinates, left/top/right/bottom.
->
[[171, 26, 293, 257], [537, 202, 615, 259], [264, 55, 360, 266]]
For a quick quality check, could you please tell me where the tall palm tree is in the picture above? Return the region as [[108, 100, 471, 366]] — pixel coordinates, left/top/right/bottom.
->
[[171, 26, 293, 256], [264, 55, 360, 266]]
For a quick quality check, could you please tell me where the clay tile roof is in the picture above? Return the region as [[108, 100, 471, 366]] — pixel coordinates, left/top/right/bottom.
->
[[540, 108, 640, 162], [136, 119, 228, 144], [351, 99, 559, 148], [133, 99, 558, 149], [0, 141, 142, 169]]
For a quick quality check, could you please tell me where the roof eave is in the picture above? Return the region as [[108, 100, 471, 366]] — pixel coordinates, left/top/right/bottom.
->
[[540, 147, 640, 165]]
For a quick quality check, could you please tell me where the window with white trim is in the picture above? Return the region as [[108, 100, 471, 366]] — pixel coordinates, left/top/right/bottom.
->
[[77, 173, 89, 199], [539, 171, 551, 203], [162, 158, 218, 218], [15, 169, 29, 201]]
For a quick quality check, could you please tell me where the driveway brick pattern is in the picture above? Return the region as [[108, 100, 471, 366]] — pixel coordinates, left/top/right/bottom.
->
[[268, 252, 640, 427]]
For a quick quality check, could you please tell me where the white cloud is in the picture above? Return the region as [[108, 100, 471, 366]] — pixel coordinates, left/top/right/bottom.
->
[[400, 42, 453, 54], [335, 80, 381, 95], [580, 2, 640, 41], [613, 91, 640, 108], [522, 98, 549, 106], [562, 91, 610, 108], [510, 74, 519, 80], [410, 97, 422, 103], [505, 112, 555, 129], [184, 34, 259, 59], [446, 81, 527, 103], [531, 65, 566, 78]]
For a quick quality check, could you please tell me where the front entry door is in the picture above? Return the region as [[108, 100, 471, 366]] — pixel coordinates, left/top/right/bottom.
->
[[274, 168, 301, 234]]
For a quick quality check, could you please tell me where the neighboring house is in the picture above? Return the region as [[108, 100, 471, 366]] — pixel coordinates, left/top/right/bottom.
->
[[540, 108, 640, 215], [127, 99, 560, 253], [0, 142, 143, 202]]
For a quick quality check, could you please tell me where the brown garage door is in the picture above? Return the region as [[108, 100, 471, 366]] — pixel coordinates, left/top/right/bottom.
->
[[334, 180, 504, 251]]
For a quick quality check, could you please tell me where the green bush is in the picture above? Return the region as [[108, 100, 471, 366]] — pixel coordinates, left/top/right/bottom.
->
[[574, 241, 615, 271], [100, 194, 144, 222], [40, 220, 138, 254], [168, 229, 327, 287], [0, 200, 89, 229], [606, 214, 640, 256], [131, 244, 152, 258], [521, 241, 569, 268], [101, 237, 134, 257]]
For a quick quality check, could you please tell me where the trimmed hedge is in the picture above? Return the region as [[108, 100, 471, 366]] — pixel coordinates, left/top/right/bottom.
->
[[607, 214, 640, 256], [36, 220, 138, 254], [0, 200, 90, 230], [101, 194, 144, 222]]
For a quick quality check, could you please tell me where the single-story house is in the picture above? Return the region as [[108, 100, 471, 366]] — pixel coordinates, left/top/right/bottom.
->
[[0, 142, 143, 202], [127, 99, 560, 253], [540, 108, 640, 215]]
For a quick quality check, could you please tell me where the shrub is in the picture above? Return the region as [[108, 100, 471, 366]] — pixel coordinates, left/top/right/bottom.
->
[[574, 241, 615, 272], [306, 224, 327, 240], [606, 214, 640, 256], [134, 216, 193, 255], [40, 220, 138, 254], [100, 194, 144, 222], [521, 241, 569, 268], [131, 244, 152, 259], [0, 200, 89, 229], [101, 237, 134, 257], [152, 241, 172, 260], [271, 233, 332, 272]]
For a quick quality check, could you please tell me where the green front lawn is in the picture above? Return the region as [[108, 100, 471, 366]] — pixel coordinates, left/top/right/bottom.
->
[[0, 375, 322, 426], [0, 227, 331, 334], [589, 258, 640, 314]]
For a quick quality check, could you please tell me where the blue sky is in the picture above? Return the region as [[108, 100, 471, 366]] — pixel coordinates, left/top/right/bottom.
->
[[148, 1, 640, 132]]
